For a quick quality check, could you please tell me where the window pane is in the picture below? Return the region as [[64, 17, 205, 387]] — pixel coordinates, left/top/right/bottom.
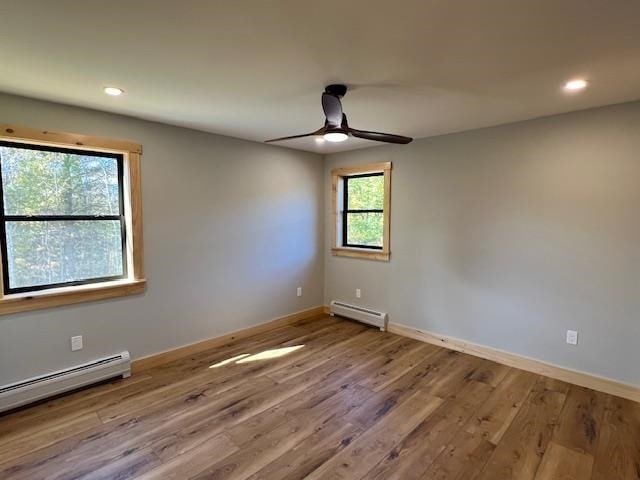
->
[[347, 175, 384, 210], [0, 145, 121, 216], [346, 212, 383, 247], [5, 220, 124, 289]]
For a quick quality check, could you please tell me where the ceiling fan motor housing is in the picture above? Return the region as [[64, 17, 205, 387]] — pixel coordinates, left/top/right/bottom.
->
[[325, 84, 348, 97]]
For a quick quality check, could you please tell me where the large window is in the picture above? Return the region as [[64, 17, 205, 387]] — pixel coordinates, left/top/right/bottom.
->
[[332, 162, 391, 261], [0, 142, 127, 293], [0, 125, 145, 315]]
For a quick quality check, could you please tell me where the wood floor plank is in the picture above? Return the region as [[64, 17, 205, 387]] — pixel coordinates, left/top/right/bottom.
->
[[275, 334, 399, 389], [364, 379, 495, 480], [475, 377, 569, 480], [266, 328, 397, 383], [0, 412, 102, 466], [245, 421, 363, 480], [134, 433, 238, 480], [356, 342, 439, 392], [74, 447, 161, 480], [226, 378, 362, 446], [347, 348, 478, 434], [346, 349, 452, 430], [591, 395, 640, 480], [190, 386, 372, 480], [147, 378, 312, 461], [469, 359, 512, 387], [420, 350, 484, 398], [0, 315, 637, 480], [552, 385, 606, 455], [304, 389, 444, 480], [418, 430, 495, 480], [534, 442, 594, 480], [464, 368, 538, 444]]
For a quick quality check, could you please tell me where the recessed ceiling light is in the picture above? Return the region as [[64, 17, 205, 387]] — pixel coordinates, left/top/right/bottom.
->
[[564, 79, 588, 91], [104, 86, 124, 96], [323, 132, 348, 142]]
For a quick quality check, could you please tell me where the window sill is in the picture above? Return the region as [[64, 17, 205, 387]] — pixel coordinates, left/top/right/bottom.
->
[[0, 279, 146, 315], [331, 247, 390, 262]]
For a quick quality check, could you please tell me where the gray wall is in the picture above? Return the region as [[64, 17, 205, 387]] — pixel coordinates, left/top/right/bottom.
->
[[0, 93, 324, 386], [2, 92, 638, 389], [325, 101, 640, 386]]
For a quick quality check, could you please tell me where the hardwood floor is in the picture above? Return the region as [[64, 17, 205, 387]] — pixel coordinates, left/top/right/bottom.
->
[[1, 314, 639, 479]]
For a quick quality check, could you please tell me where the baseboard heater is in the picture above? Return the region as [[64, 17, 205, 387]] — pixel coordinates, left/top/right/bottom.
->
[[330, 300, 388, 331], [0, 351, 131, 413]]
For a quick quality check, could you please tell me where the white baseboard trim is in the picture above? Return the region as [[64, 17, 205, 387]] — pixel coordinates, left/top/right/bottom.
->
[[388, 321, 640, 403]]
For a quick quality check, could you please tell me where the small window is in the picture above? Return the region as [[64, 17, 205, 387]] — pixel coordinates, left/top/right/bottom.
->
[[0, 124, 145, 315], [331, 162, 391, 261], [343, 173, 384, 249], [0, 142, 127, 293]]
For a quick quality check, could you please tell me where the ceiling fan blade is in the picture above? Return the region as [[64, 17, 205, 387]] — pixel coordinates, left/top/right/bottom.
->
[[349, 128, 413, 144], [265, 127, 325, 143], [265, 133, 316, 143], [322, 93, 343, 127]]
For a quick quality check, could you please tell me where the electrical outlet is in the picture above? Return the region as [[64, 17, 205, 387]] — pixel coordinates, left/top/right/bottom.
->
[[356, 288, 361, 299], [566, 330, 578, 346], [71, 335, 83, 351], [296, 287, 302, 297]]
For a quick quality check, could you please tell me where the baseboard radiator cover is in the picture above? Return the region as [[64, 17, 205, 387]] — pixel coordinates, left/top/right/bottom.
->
[[0, 351, 131, 413], [330, 300, 388, 331]]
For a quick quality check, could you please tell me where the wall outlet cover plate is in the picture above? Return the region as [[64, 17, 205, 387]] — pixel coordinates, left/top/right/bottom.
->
[[71, 335, 83, 351], [566, 330, 578, 345]]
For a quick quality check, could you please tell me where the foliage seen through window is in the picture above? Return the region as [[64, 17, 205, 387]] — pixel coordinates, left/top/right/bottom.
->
[[343, 173, 384, 248]]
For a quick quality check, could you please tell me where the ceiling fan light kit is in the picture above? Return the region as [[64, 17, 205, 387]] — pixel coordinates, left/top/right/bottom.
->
[[266, 84, 413, 145], [323, 132, 349, 142]]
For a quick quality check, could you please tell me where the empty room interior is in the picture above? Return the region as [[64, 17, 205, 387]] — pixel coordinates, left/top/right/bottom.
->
[[1, 1, 640, 479]]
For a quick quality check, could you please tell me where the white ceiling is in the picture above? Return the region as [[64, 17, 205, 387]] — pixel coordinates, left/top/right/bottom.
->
[[1, 0, 639, 153]]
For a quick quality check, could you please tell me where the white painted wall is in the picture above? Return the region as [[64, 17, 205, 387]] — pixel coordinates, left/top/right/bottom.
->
[[0, 93, 324, 386], [324, 101, 640, 386]]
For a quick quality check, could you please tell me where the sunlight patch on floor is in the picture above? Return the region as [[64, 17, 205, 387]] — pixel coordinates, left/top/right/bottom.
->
[[209, 345, 305, 368], [236, 345, 305, 363], [209, 353, 251, 368]]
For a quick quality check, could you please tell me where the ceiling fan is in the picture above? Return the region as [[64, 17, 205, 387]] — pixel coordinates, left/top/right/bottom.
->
[[265, 84, 413, 145]]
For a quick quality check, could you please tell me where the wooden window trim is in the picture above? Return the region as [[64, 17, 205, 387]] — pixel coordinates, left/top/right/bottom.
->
[[331, 162, 391, 261], [0, 124, 146, 315]]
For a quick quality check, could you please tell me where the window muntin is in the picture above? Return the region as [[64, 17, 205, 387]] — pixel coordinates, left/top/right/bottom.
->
[[342, 172, 384, 249], [0, 141, 127, 294]]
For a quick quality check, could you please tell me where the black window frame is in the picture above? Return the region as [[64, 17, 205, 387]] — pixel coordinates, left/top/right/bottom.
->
[[0, 140, 128, 294], [342, 172, 384, 250]]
